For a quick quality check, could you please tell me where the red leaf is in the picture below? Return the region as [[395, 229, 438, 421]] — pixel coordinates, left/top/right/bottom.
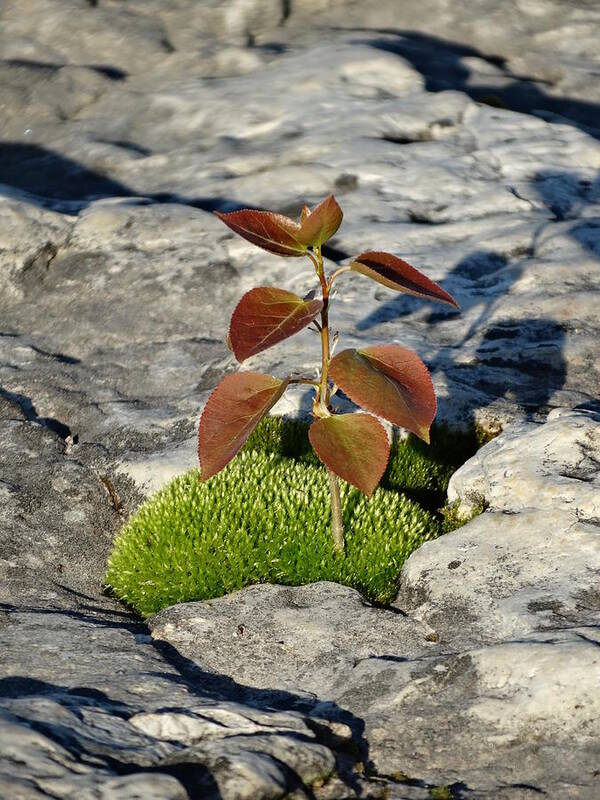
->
[[309, 413, 390, 496], [229, 287, 323, 362], [329, 345, 436, 443], [215, 209, 306, 257], [298, 194, 343, 247], [198, 372, 289, 480], [350, 251, 459, 307]]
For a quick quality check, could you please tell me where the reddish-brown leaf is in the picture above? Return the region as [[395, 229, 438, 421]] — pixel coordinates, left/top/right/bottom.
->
[[329, 345, 436, 443], [350, 251, 459, 307], [215, 209, 306, 257], [298, 194, 343, 247], [309, 413, 390, 496], [198, 372, 289, 480], [229, 287, 323, 362]]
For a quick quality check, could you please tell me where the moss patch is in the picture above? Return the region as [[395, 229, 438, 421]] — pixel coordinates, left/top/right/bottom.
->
[[429, 787, 455, 800], [105, 417, 482, 617]]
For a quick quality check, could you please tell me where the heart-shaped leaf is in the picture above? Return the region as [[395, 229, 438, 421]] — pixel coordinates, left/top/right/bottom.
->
[[298, 194, 343, 248], [215, 209, 307, 257], [198, 372, 289, 480], [229, 287, 323, 362], [309, 413, 390, 496], [329, 344, 436, 442], [350, 251, 459, 307]]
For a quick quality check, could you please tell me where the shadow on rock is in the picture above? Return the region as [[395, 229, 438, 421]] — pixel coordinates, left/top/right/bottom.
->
[[0, 142, 243, 211], [0, 142, 133, 203], [0, 602, 369, 798], [466, 316, 567, 417], [0, 142, 350, 264], [346, 27, 600, 139], [356, 242, 572, 422], [532, 168, 600, 259], [0, 676, 223, 798], [357, 166, 599, 422], [151, 637, 368, 794]]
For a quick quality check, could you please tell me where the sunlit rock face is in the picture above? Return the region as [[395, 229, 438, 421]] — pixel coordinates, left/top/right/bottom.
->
[[1, 1, 599, 798]]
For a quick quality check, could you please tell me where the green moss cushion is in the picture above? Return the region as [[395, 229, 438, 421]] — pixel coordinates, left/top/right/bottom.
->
[[105, 418, 481, 616]]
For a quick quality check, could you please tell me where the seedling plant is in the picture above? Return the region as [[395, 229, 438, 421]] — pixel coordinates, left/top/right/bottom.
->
[[198, 195, 458, 552]]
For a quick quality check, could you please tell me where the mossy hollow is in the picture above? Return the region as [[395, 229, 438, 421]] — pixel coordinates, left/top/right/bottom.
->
[[105, 417, 484, 617]]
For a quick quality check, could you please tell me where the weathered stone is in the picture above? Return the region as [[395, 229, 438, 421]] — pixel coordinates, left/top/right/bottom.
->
[[151, 582, 429, 698], [401, 409, 600, 648], [447, 407, 600, 518]]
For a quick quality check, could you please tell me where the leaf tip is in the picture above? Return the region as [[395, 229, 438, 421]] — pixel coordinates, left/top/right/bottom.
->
[[418, 425, 431, 444]]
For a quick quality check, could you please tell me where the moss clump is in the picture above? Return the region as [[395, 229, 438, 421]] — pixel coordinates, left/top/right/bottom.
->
[[429, 787, 454, 800], [382, 423, 481, 511], [105, 417, 480, 617]]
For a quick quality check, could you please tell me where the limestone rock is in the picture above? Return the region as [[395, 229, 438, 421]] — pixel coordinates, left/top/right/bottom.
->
[[400, 409, 600, 648], [151, 582, 428, 698], [447, 407, 600, 518]]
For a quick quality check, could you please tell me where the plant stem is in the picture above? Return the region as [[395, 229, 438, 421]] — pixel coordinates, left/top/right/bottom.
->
[[313, 246, 330, 416], [328, 264, 351, 290], [311, 245, 345, 553], [328, 470, 345, 554], [318, 303, 331, 413]]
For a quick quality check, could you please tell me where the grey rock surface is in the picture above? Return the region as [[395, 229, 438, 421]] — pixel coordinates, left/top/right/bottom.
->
[[1, 1, 600, 797]]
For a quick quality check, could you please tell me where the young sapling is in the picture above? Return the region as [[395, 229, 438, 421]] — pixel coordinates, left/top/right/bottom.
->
[[198, 194, 459, 553]]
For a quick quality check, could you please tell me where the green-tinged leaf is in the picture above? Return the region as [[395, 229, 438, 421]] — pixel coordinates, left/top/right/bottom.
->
[[229, 287, 323, 362], [215, 209, 307, 257], [198, 372, 289, 480], [298, 194, 343, 247], [350, 251, 459, 307], [329, 345, 436, 443], [309, 413, 390, 496]]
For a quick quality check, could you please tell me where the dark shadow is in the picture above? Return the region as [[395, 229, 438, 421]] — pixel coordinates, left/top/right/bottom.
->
[[4, 58, 128, 81], [0, 602, 369, 797], [469, 317, 567, 415], [249, 41, 288, 56], [0, 142, 133, 203], [0, 676, 222, 798], [357, 244, 570, 419], [532, 168, 600, 258], [52, 582, 132, 609], [96, 139, 152, 157], [358, 248, 509, 339], [342, 28, 600, 140], [87, 64, 128, 81], [1, 332, 80, 364], [0, 385, 74, 441], [0, 600, 147, 634], [149, 639, 366, 796], [0, 143, 349, 263], [356, 167, 599, 420]]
